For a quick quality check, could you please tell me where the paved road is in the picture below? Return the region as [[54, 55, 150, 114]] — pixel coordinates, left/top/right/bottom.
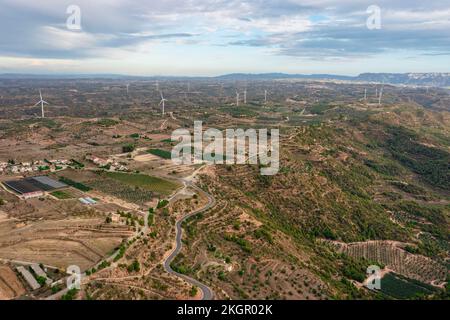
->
[[163, 182, 216, 300]]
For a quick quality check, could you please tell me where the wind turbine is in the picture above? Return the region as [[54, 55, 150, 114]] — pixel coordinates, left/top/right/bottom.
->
[[235, 90, 240, 107], [243, 88, 247, 104], [364, 88, 367, 101], [34, 89, 49, 119], [126, 83, 130, 95], [155, 81, 159, 91], [159, 91, 167, 116], [264, 90, 268, 104], [378, 84, 384, 106]]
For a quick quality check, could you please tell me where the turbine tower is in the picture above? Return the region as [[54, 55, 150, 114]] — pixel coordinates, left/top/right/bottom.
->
[[236, 90, 240, 107], [159, 91, 167, 116], [264, 90, 268, 103], [126, 83, 130, 95], [34, 89, 49, 119], [364, 88, 367, 101], [378, 85, 384, 106], [243, 88, 247, 104]]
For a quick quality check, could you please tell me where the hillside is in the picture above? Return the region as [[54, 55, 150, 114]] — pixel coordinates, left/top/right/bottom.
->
[[173, 105, 449, 299]]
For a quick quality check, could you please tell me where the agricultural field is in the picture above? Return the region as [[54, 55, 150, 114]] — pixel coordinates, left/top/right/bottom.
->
[[50, 190, 76, 200], [99, 171, 179, 196], [0, 217, 133, 271], [380, 273, 438, 299], [333, 241, 447, 286], [148, 149, 172, 160]]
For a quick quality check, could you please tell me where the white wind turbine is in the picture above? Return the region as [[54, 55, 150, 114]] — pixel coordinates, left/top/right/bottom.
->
[[126, 83, 130, 95], [34, 89, 49, 119], [378, 84, 384, 106], [264, 90, 268, 103], [235, 90, 240, 107], [243, 88, 247, 104], [159, 91, 167, 116]]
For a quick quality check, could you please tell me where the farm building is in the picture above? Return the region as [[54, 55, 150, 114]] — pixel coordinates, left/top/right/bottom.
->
[[2, 176, 68, 199]]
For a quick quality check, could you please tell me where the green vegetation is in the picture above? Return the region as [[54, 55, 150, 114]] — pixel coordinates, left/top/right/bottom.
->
[[189, 286, 198, 297], [380, 273, 436, 299], [224, 234, 252, 253], [96, 118, 119, 127], [340, 255, 368, 283], [147, 209, 154, 226], [114, 243, 127, 262], [70, 159, 85, 169], [170, 262, 191, 275], [157, 199, 169, 209], [98, 171, 178, 195], [97, 260, 111, 270], [51, 284, 62, 294], [61, 288, 79, 300], [50, 190, 73, 199], [36, 276, 47, 286], [59, 177, 92, 192], [148, 148, 172, 159], [382, 126, 450, 190], [88, 178, 153, 205], [127, 260, 141, 273], [122, 144, 135, 153], [310, 102, 334, 115], [254, 226, 274, 244]]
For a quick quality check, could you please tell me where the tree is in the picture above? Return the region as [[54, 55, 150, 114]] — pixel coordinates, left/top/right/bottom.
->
[[189, 286, 198, 297]]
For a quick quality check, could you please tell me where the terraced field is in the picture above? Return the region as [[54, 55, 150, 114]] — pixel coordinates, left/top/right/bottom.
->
[[333, 241, 447, 285], [0, 218, 133, 271]]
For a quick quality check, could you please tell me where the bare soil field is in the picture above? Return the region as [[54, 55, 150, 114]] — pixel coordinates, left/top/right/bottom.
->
[[0, 217, 133, 271], [0, 265, 26, 300]]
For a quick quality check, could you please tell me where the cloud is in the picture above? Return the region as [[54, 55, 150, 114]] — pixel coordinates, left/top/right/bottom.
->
[[0, 0, 449, 67]]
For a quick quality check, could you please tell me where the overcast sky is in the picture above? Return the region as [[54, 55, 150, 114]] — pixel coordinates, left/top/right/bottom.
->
[[0, 0, 449, 76]]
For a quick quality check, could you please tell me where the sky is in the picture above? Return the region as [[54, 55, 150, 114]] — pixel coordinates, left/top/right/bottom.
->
[[0, 0, 449, 76]]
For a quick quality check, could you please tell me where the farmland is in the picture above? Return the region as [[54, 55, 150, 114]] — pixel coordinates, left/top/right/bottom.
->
[[380, 273, 438, 299], [148, 149, 172, 160], [101, 171, 179, 195], [333, 241, 447, 285]]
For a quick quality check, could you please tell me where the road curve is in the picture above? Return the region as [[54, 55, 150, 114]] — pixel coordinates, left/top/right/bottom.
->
[[163, 182, 216, 300]]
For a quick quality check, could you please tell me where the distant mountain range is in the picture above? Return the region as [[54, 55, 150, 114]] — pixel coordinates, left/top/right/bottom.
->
[[215, 73, 450, 87], [1, 72, 449, 87]]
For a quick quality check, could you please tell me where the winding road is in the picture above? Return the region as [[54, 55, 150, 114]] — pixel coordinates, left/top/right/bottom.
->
[[163, 182, 216, 300]]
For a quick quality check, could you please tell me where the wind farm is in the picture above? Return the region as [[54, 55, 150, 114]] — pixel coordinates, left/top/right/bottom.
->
[[0, 0, 449, 309]]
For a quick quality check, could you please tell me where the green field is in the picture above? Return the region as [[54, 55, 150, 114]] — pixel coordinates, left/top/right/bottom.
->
[[380, 273, 437, 299], [50, 190, 73, 199], [100, 171, 179, 195], [148, 149, 172, 159], [59, 177, 92, 192]]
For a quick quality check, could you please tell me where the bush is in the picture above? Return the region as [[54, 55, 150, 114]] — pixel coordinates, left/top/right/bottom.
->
[[61, 288, 79, 300], [122, 144, 135, 153]]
